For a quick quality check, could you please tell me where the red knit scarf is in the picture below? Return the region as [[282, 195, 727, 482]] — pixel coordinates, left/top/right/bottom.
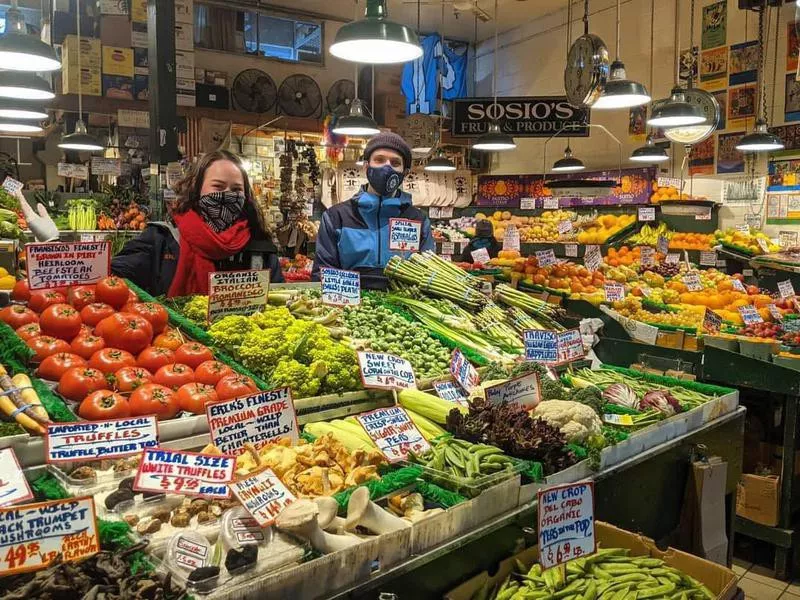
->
[[167, 210, 251, 297]]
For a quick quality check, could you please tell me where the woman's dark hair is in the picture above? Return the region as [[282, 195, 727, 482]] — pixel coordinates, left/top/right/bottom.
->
[[172, 150, 254, 215]]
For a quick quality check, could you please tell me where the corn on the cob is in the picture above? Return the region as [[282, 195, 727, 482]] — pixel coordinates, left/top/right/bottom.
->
[[304, 422, 375, 451], [404, 409, 447, 440], [398, 388, 466, 425]]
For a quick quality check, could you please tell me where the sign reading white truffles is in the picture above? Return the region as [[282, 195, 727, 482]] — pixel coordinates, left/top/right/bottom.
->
[[451, 97, 590, 137], [133, 448, 235, 499]]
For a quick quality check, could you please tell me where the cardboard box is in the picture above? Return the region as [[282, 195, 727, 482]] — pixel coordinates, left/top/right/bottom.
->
[[131, 0, 147, 23], [53, 11, 97, 44], [445, 522, 738, 600], [737, 474, 779, 526], [102, 46, 134, 77], [133, 74, 149, 101], [174, 50, 194, 80], [657, 330, 685, 349], [62, 44, 102, 97], [100, 0, 129, 15], [62, 36, 101, 67], [100, 15, 132, 47], [131, 22, 148, 48], [375, 94, 405, 128], [175, 0, 193, 23], [133, 48, 148, 75], [102, 74, 134, 99], [175, 23, 193, 51], [372, 67, 403, 95]]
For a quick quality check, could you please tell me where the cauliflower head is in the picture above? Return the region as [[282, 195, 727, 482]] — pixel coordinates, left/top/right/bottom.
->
[[532, 400, 603, 443]]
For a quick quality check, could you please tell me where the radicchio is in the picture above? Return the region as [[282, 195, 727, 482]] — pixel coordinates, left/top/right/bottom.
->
[[640, 390, 682, 416], [602, 383, 639, 410]]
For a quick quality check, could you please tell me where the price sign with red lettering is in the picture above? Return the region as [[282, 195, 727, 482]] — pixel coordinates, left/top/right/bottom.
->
[[450, 348, 480, 394], [230, 467, 296, 527], [604, 282, 625, 302], [45, 416, 158, 463], [207, 270, 270, 323], [356, 406, 430, 463], [537, 482, 596, 569], [26, 241, 111, 291], [389, 218, 422, 251], [738, 305, 763, 325], [638, 206, 655, 222], [0, 496, 99, 575], [640, 246, 655, 268], [357, 352, 416, 390], [133, 448, 235, 499], [703, 308, 722, 333], [584, 245, 602, 272]]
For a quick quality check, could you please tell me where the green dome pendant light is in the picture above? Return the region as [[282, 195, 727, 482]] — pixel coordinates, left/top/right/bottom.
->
[[551, 144, 585, 172], [472, 0, 516, 151], [0, 1, 60, 72], [329, 0, 423, 64], [59, 0, 102, 152]]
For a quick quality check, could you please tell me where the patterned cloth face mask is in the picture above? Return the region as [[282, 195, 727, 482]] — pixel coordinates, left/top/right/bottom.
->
[[197, 190, 246, 232]]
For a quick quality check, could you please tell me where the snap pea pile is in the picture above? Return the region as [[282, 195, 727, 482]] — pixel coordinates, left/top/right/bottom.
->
[[408, 436, 518, 480], [480, 548, 716, 600]]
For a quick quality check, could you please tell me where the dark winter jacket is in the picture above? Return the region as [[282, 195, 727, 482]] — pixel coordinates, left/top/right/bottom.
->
[[111, 221, 283, 297], [459, 236, 502, 262], [311, 186, 434, 290]]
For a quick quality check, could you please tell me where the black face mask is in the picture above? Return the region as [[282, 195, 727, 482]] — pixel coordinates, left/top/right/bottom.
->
[[367, 164, 404, 197], [197, 190, 246, 232]]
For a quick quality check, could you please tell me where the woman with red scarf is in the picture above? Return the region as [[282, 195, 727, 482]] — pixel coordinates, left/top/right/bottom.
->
[[110, 150, 283, 296]]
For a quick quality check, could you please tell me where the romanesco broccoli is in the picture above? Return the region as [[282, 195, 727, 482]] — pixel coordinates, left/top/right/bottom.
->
[[208, 316, 260, 354], [238, 328, 285, 377], [309, 343, 360, 393], [250, 307, 295, 331], [183, 296, 209, 322], [271, 359, 322, 398]]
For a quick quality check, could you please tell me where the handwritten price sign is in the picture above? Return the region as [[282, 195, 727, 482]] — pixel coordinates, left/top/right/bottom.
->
[[357, 352, 416, 390], [357, 406, 430, 463], [537, 482, 596, 569], [389, 218, 422, 251], [133, 448, 235, 499], [0, 449, 32, 506], [45, 417, 158, 463], [450, 348, 480, 394], [321, 268, 361, 306], [433, 381, 469, 407], [26, 242, 111, 291], [484, 372, 541, 410], [207, 270, 270, 324], [230, 467, 296, 527]]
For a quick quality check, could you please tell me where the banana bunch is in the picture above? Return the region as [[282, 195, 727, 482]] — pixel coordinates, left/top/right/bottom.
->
[[628, 222, 671, 246]]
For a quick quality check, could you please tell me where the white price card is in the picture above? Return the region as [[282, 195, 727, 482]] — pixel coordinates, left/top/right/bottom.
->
[[768, 304, 784, 321], [356, 406, 430, 463], [565, 244, 578, 258], [657, 235, 669, 255], [429, 206, 453, 219], [0, 448, 32, 506], [26, 241, 111, 291], [603, 282, 625, 302], [743, 268, 754, 277], [640, 246, 655, 268], [584, 245, 602, 271], [745, 214, 761, 230], [523, 329, 584, 365], [441, 241, 455, 256], [738, 305, 763, 325], [736, 224, 750, 234], [703, 308, 722, 333], [757, 237, 770, 253], [0, 496, 99, 576], [503, 225, 520, 251], [133, 448, 235, 499], [543, 197, 560, 210], [536, 249, 558, 267], [1, 177, 22, 195], [657, 176, 683, 189], [716, 260, 727, 268], [57, 163, 89, 180], [484, 372, 541, 411], [638, 206, 655, 222], [433, 381, 469, 407], [230, 467, 296, 527], [695, 206, 712, 220], [388, 218, 422, 251], [779, 279, 796, 299], [45, 417, 158, 463], [700, 251, 718, 266], [321, 267, 361, 306], [538, 482, 596, 569], [779, 231, 798, 248], [206, 387, 299, 456], [357, 352, 416, 390], [732, 278, 747, 293], [172, 535, 210, 571], [450, 348, 480, 394], [683, 272, 703, 291], [471, 247, 491, 264], [665, 253, 680, 264], [207, 269, 270, 323], [520, 197, 536, 210], [557, 220, 574, 235]]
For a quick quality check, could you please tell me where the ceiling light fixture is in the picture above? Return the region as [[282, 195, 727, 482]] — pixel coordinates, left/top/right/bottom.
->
[[0, 99, 48, 120], [551, 145, 585, 171], [630, 135, 669, 162], [424, 150, 456, 172], [0, 72, 54, 100], [0, 2, 60, 72], [592, 0, 649, 109], [0, 121, 41, 133], [330, 0, 422, 64], [59, 0, 102, 152], [332, 99, 380, 136], [647, 87, 705, 127], [472, 0, 515, 152]]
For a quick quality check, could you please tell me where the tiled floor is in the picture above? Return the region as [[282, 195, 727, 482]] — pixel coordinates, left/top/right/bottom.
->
[[734, 559, 800, 600]]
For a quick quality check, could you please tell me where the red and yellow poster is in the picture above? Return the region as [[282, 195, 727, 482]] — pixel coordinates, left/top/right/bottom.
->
[[700, 47, 728, 91], [689, 136, 715, 176]]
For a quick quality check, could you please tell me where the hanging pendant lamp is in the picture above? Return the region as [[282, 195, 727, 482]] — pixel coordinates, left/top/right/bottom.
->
[[630, 135, 668, 162], [0, 72, 53, 100], [330, 0, 422, 64], [59, 0, 102, 152], [647, 87, 705, 127], [593, 0, 649, 109], [332, 99, 380, 136], [473, 0, 516, 152], [425, 150, 456, 172], [0, 98, 48, 120], [0, 2, 60, 72], [551, 146, 585, 172]]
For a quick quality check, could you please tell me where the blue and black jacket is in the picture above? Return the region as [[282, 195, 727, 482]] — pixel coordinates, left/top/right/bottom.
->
[[312, 186, 434, 290]]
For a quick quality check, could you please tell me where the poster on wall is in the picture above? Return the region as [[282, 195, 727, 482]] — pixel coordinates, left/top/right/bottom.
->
[[712, 90, 727, 131], [629, 106, 647, 141], [689, 136, 715, 176], [702, 1, 727, 50], [788, 22, 799, 73], [729, 41, 759, 86], [786, 73, 800, 122], [699, 47, 728, 91], [679, 47, 699, 85], [727, 85, 757, 130], [717, 132, 746, 174], [770, 123, 800, 151]]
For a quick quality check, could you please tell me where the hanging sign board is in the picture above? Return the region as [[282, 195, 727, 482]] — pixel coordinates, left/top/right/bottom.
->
[[357, 352, 416, 390], [450, 348, 480, 394], [133, 448, 235, 499], [537, 482, 596, 569], [26, 241, 111, 291], [356, 406, 430, 463], [0, 449, 32, 506], [321, 268, 361, 306], [484, 372, 541, 410], [45, 417, 158, 462], [388, 218, 422, 251], [451, 97, 590, 137], [230, 467, 296, 527], [207, 270, 270, 324]]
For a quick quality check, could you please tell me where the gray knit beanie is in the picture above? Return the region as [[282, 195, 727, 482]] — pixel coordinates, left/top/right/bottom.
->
[[364, 132, 413, 170]]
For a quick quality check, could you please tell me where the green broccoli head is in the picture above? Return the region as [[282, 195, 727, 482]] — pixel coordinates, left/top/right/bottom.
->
[[568, 386, 605, 415], [540, 377, 566, 401]]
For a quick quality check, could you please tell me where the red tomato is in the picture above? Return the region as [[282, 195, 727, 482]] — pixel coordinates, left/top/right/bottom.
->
[[70, 334, 106, 360], [127, 290, 139, 303], [15, 322, 41, 341], [177, 382, 218, 414], [39, 304, 82, 341], [27, 335, 70, 362], [28, 290, 66, 313], [216, 373, 258, 401], [125, 302, 169, 334], [112, 366, 152, 393], [95, 277, 130, 310], [80, 303, 115, 327], [11, 279, 30, 302], [78, 390, 130, 420], [58, 366, 108, 401], [153, 332, 183, 351], [0, 305, 38, 329], [153, 363, 195, 390], [38, 352, 87, 381], [137, 346, 176, 373], [67, 286, 95, 310], [89, 348, 136, 374], [97, 313, 153, 354], [194, 360, 234, 386], [129, 383, 180, 420], [174, 342, 214, 369]]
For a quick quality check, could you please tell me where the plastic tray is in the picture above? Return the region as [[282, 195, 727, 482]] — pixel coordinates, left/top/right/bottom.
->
[[402, 456, 527, 498], [49, 456, 139, 497]]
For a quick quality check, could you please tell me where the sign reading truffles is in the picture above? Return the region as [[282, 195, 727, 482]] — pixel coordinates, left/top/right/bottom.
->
[[45, 417, 158, 462], [26, 242, 111, 291], [207, 270, 270, 324], [206, 387, 299, 455], [451, 97, 590, 137]]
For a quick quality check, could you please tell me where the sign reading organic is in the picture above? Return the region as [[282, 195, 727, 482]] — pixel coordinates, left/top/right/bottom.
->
[[538, 482, 596, 569], [230, 467, 296, 527], [357, 352, 416, 390], [133, 448, 235, 499], [356, 406, 430, 463], [451, 97, 589, 138], [206, 387, 299, 456], [388, 218, 422, 251], [26, 242, 111, 291], [320, 267, 361, 306], [207, 270, 270, 324], [45, 417, 158, 462]]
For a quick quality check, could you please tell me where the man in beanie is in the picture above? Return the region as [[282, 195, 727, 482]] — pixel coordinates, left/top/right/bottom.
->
[[312, 131, 434, 289], [460, 219, 501, 263]]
